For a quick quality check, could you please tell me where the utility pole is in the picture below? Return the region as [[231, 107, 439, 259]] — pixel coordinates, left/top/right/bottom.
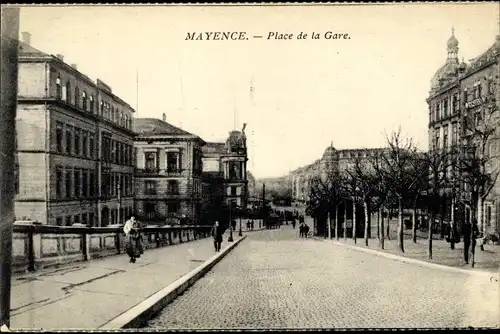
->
[[1, 6, 20, 329]]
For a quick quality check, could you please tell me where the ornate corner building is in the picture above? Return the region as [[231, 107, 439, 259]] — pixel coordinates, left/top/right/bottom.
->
[[427, 29, 500, 235], [14, 32, 136, 226], [202, 125, 249, 210], [133, 115, 205, 225]]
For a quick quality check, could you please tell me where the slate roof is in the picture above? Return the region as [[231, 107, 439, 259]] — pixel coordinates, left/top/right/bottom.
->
[[202, 142, 226, 154], [133, 118, 201, 140]]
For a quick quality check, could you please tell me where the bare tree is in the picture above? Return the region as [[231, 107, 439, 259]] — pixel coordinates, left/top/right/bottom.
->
[[381, 128, 418, 253], [344, 167, 361, 244], [352, 154, 378, 246]]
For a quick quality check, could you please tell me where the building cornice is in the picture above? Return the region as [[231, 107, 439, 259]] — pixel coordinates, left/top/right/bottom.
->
[[17, 97, 137, 137]]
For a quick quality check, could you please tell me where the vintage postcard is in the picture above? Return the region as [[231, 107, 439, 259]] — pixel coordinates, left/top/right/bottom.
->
[[0, 2, 499, 331]]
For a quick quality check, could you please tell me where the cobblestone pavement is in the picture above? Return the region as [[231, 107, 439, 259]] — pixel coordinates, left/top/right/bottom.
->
[[147, 225, 499, 330]]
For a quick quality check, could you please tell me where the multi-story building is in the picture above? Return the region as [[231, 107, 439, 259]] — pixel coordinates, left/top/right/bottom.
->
[[427, 29, 500, 235], [201, 125, 249, 210], [133, 114, 205, 225], [15, 32, 136, 227]]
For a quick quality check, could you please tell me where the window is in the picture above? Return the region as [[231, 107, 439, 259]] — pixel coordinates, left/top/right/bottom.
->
[[90, 95, 94, 113], [101, 171, 110, 198], [443, 125, 449, 150], [66, 82, 71, 104], [74, 86, 80, 107], [167, 202, 179, 215], [56, 77, 62, 99], [66, 126, 73, 155], [74, 215, 80, 225], [101, 137, 111, 162], [56, 218, 63, 226], [82, 131, 88, 157], [89, 134, 95, 159], [14, 164, 19, 195], [111, 140, 116, 163], [145, 180, 156, 195], [166, 152, 179, 172], [82, 91, 87, 111], [82, 170, 88, 197], [89, 171, 95, 197], [451, 123, 458, 146], [486, 206, 491, 226], [65, 169, 72, 198], [120, 112, 124, 126], [56, 167, 63, 199], [89, 212, 95, 227], [65, 216, 72, 226], [145, 152, 156, 171], [119, 143, 124, 165], [144, 202, 156, 219], [82, 213, 88, 226], [434, 129, 440, 150], [56, 122, 63, 152], [74, 128, 81, 156], [74, 169, 81, 198], [443, 100, 448, 118], [168, 180, 179, 194], [231, 186, 237, 196]]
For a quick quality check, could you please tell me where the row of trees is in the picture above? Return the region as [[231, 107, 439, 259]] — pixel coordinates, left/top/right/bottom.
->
[[307, 75, 499, 266]]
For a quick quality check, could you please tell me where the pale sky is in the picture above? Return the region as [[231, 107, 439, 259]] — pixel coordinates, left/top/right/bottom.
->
[[17, 3, 500, 179]]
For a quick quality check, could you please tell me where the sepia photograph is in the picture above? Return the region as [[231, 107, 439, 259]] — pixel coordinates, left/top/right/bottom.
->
[[0, 2, 499, 331]]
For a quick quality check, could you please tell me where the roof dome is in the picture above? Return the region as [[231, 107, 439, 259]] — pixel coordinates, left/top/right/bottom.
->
[[430, 61, 459, 91], [322, 144, 336, 159], [447, 34, 459, 49]]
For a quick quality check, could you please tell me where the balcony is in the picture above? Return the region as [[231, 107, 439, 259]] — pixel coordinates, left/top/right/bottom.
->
[[136, 168, 160, 176], [164, 168, 183, 177]]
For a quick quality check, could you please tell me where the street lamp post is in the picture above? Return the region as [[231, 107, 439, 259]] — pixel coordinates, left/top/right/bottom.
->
[[238, 206, 243, 236], [228, 204, 234, 242]]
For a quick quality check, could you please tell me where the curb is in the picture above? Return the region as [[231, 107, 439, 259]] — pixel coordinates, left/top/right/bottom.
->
[[98, 235, 247, 330], [313, 237, 500, 280]]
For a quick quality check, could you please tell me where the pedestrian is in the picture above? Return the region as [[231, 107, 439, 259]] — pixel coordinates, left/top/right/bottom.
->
[[304, 224, 310, 238], [299, 223, 304, 238], [247, 220, 250, 230], [292, 217, 296, 229], [211, 221, 223, 252], [462, 219, 479, 264], [123, 216, 141, 263], [251, 220, 254, 230], [231, 219, 236, 232]]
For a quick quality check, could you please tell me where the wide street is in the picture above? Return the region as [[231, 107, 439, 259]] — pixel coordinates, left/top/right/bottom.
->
[[146, 225, 499, 330]]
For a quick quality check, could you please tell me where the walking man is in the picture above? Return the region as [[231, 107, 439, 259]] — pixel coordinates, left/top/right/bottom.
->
[[211, 221, 223, 252]]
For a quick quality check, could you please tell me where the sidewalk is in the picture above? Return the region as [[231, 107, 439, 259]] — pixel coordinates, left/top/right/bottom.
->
[[327, 237, 500, 274], [10, 231, 242, 330], [303, 216, 500, 274]]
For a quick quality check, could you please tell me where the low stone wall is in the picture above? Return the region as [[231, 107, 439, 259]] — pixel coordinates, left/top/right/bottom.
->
[[12, 224, 212, 274]]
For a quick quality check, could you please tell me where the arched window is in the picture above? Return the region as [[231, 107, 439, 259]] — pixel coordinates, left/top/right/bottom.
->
[[100, 100, 105, 116], [82, 91, 87, 111], [90, 95, 94, 113], [120, 112, 124, 126], [56, 77, 62, 99], [65, 82, 71, 104], [124, 115, 128, 129], [74, 86, 80, 107]]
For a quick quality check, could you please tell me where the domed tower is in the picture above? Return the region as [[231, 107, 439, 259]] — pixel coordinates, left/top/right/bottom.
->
[[430, 28, 461, 93], [321, 142, 338, 180]]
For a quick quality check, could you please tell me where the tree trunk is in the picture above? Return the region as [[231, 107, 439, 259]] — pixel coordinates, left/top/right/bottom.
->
[[364, 199, 369, 246], [412, 198, 418, 244], [343, 202, 347, 241], [478, 196, 484, 238], [450, 197, 455, 250], [335, 205, 340, 241], [380, 206, 385, 250], [386, 211, 391, 241], [377, 209, 380, 240], [428, 206, 435, 260], [352, 199, 357, 244], [439, 203, 444, 239], [471, 199, 477, 268], [397, 197, 404, 253], [327, 211, 331, 240]]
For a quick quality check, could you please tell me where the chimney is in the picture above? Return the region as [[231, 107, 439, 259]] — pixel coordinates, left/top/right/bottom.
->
[[21, 31, 31, 45], [56, 54, 64, 61], [162, 113, 166, 122], [71, 64, 78, 70]]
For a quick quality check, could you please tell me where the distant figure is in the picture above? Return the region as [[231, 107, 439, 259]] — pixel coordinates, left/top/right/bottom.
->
[[462, 219, 480, 264], [292, 217, 296, 229], [299, 222, 304, 238], [211, 221, 223, 252], [251, 220, 255, 230], [304, 224, 310, 238], [231, 219, 237, 232], [247, 220, 251, 230], [124, 216, 142, 263]]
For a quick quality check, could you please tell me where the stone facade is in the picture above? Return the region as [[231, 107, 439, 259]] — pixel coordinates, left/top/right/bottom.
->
[[133, 115, 204, 225], [427, 30, 500, 236], [14, 33, 135, 226], [201, 124, 249, 210]]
